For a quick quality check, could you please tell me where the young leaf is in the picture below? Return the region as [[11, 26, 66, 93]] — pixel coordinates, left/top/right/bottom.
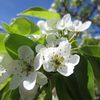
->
[[2, 22, 11, 33], [19, 7, 60, 20], [0, 33, 7, 53], [2, 18, 40, 35], [5, 34, 37, 59]]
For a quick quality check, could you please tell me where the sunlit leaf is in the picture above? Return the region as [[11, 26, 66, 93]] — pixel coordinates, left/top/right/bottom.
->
[[0, 33, 7, 53], [2, 18, 40, 35], [19, 7, 60, 20]]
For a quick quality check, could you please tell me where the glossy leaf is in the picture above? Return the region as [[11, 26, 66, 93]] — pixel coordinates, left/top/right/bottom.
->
[[5, 34, 37, 59], [81, 46, 100, 57], [55, 55, 94, 100], [2, 18, 40, 35], [19, 7, 60, 20], [88, 56, 100, 85], [81, 38, 100, 57]]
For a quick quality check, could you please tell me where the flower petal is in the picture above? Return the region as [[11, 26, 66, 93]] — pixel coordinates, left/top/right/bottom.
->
[[56, 14, 71, 30], [46, 34, 57, 46], [57, 54, 80, 77], [18, 45, 34, 64], [68, 54, 80, 66], [43, 62, 55, 72], [19, 84, 39, 100], [23, 72, 37, 90], [34, 53, 43, 71], [77, 21, 91, 31], [0, 72, 10, 85], [58, 40, 71, 56], [1, 54, 13, 68], [9, 75, 24, 90], [73, 20, 82, 27], [35, 44, 45, 53], [36, 72, 47, 85], [57, 65, 74, 76]]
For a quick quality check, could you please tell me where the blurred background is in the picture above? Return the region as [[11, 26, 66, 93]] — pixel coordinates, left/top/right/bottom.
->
[[0, 0, 100, 38]]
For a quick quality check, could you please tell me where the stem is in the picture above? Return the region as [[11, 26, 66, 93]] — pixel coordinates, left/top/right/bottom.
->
[[34, 85, 46, 100], [69, 32, 79, 42]]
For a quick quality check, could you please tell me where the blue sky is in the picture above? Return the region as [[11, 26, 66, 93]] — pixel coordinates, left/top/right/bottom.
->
[[0, 0, 53, 23]]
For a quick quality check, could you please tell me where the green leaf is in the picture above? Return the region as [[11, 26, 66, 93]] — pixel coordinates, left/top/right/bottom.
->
[[0, 85, 20, 100], [88, 56, 100, 85], [19, 7, 60, 20], [1, 85, 11, 100], [5, 34, 37, 59], [55, 55, 94, 100], [81, 38, 100, 57], [82, 38, 100, 46], [0, 78, 11, 91], [75, 55, 94, 100], [10, 88, 20, 100], [44, 82, 52, 100], [2, 18, 40, 35], [0, 33, 7, 53], [2, 22, 11, 33], [81, 46, 100, 58]]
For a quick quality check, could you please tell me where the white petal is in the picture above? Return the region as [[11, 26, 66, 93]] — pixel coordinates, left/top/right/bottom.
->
[[9, 75, 24, 90], [49, 8, 56, 12], [37, 20, 51, 34], [55, 37, 68, 46], [56, 14, 71, 30], [0, 67, 6, 74], [64, 14, 72, 26], [67, 24, 75, 31], [1, 54, 13, 68], [37, 20, 45, 28], [0, 72, 10, 85], [77, 21, 91, 31], [18, 45, 34, 64], [47, 19, 58, 29], [36, 72, 47, 85], [34, 53, 43, 71], [68, 54, 80, 66], [8, 60, 23, 75], [43, 62, 55, 72], [57, 65, 74, 76], [73, 20, 82, 27], [46, 34, 57, 46], [58, 40, 71, 56], [37, 20, 48, 32], [35, 44, 45, 53], [0, 55, 3, 63], [19, 84, 39, 100], [23, 72, 37, 90]]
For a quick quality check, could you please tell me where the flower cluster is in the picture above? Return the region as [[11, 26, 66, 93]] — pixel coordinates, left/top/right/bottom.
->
[[37, 14, 91, 35], [0, 13, 91, 99]]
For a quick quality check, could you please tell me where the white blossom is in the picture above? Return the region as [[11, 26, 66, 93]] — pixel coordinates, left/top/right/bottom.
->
[[19, 72, 47, 100], [0, 46, 47, 90], [67, 19, 91, 32], [56, 14, 71, 30], [34, 40, 80, 77]]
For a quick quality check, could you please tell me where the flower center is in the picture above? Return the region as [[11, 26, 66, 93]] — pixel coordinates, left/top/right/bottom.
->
[[50, 54, 64, 69], [20, 61, 33, 76]]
